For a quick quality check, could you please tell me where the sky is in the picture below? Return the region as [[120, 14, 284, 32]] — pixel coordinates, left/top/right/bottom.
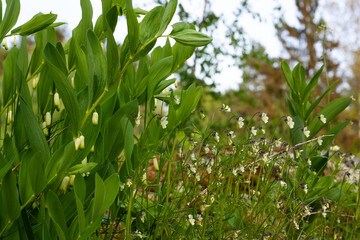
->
[[15, 0, 298, 92]]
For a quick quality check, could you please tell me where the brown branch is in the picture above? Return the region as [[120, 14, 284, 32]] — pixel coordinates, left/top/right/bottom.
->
[[47, 125, 71, 143]]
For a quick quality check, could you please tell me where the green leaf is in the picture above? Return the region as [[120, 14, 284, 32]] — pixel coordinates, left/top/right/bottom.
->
[[47, 190, 69, 240], [309, 98, 351, 138], [281, 61, 295, 93], [290, 116, 305, 146], [170, 29, 212, 47], [66, 162, 97, 175], [0, 0, 20, 41], [74, 174, 86, 233], [29, 152, 47, 195], [1, 171, 21, 221], [87, 29, 107, 105], [175, 84, 202, 126], [305, 81, 337, 120], [19, 95, 50, 160], [2, 48, 19, 105], [318, 121, 350, 151], [44, 43, 81, 133], [302, 65, 324, 101], [11, 13, 57, 36], [92, 174, 106, 221], [135, 56, 173, 98], [0, 158, 14, 181], [125, 0, 139, 55], [139, 6, 164, 44], [106, 30, 119, 86], [171, 42, 194, 72], [101, 174, 120, 213], [158, 0, 178, 36]]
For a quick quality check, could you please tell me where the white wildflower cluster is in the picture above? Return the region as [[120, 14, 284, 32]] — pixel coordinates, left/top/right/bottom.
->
[[226, 130, 236, 145], [330, 145, 340, 152], [275, 138, 282, 147], [285, 116, 295, 128], [160, 116, 168, 129]]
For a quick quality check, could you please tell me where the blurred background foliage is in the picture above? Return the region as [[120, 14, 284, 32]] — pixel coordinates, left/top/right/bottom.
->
[[0, 0, 359, 153]]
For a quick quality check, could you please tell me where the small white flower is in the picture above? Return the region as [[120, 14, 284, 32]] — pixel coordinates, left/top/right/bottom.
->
[[206, 165, 212, 174], [197, 214, 203, 222], [350, 95, 355, 101], [119, 182, 125, 191], [45, 112, 51, 127], [232, 168, 238, 176], [69, 175, 75, 186], [214, 132, 220, 143], [126, 177, 132, 187], [210, 193, 215, 203], [261, 113, 269, 123], [92, 112, 98, 125], [330, 145, 340, 152], [54, 93, 61, 109], [135, 113, 141, 126], [239, 166, 245, 172], [302, 127, 310, 138], [204, 144, 210, 154], [133, 230, 144, 238], [303, 184, 308, 194], [280, 180, 287, 188], [237, 117, 244, 128], [317, 138, 323, 146], [250, 127, 257, 136], [286, 116, 295, 129], [75, 138, 81, 150], [307, 159, 312, 166], [160, 116, 168, 129], [275, 138, 282, 147], [292, 218, 299, 230], [319, 114, 327, 124], [188, 215, 195, 225], [140, 212, 146, 223], [222, 104, 231, 112], [200, 111, 206, 119]]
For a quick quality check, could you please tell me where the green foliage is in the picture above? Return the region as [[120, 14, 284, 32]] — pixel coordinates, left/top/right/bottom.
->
[[0, 0, 210, 238]]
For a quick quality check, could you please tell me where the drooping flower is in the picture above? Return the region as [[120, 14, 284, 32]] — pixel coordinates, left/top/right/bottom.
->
[[54, 92, 60, 109], [92, 112, 99, 125], [45, 112, 52, 127], [160, 116, 168, 129], [79, 135, 85, 149], [7, 110, 13, 124], [126, 177, 132, 187], [174, 96, 180, 105], [60, 176, 70, 192], [261, 113, 269, 124], [32, 77, 39, 89], [153, 157, 159, 171], [319, 114, 327, 124], [214, 132, 220, 143]]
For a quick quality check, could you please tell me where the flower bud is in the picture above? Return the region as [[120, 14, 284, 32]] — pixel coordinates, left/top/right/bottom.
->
[[90, 145, 95, 152], [54, 93, 60, 109], [60, 176, 70, 192], [45, 112, 51, 126], [75, 137, 81, 151], [42, 122, 49, 136], [174, 81, 178, 88], [79, 135, 85, 149], [32, 77, 39, 89], [2, 39, 8, 50], [13, 36, 17, 47], [92, 112, 98, 125], [153, 157, 159, 171], [69, 175, 75, 186], [7, 110, 13, 124], [71, 75, 75, 89], [81, 157, 87, 165]]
